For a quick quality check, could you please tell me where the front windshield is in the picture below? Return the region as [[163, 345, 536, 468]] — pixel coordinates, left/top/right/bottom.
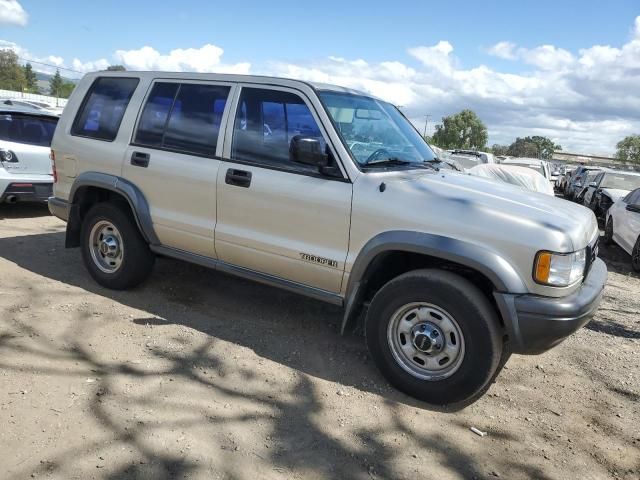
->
[[318, 91, 436, 166], [601, 173, 640, 190]]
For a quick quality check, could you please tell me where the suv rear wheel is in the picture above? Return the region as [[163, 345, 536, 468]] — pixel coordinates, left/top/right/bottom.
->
[[81, 202, 155, 289], [366, 269, 503, 406]]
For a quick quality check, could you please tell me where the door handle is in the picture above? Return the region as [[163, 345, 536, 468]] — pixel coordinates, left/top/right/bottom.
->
[[225, 168, 252, 188], [131, 151, 150, 168]]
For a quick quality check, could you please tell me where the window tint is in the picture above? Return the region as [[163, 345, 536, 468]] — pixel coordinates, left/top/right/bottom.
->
[[134, 82, 179, 147], [0, 113, 58, 147], [72, 77, 139, 141], [163, 84, 229, 156], [134, 82, 230, 156], [628, 189, 640, 205], [231, 88, 325, 168]]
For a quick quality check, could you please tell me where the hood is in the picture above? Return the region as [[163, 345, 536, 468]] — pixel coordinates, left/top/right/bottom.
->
[[374, 169, 598, 252], [601, 188, 629, 202]]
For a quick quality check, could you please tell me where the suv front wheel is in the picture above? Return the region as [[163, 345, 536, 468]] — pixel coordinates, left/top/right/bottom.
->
[[366, 269, 503, 406], [81, 202, 155, 290]]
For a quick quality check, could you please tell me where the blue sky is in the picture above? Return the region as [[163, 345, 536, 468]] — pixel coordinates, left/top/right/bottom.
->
[[2, 0, 640, 153]]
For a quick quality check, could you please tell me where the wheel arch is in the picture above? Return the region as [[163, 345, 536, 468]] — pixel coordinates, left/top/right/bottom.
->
[[341, 231, 526, 334], [65, 172, 159, 248]]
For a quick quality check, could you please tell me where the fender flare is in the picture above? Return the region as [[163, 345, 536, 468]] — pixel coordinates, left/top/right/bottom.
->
[[341, 231, 527, 334], [66, 172, 159, 246]]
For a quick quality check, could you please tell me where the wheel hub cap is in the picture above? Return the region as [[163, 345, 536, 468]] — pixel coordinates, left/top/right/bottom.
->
[[100, 236, 120, 257], [89, 220, 124, 274], [411, 322, 444, 354]]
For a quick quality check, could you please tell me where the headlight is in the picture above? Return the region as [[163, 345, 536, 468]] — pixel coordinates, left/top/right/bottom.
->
[[534, 249, 586, 286]]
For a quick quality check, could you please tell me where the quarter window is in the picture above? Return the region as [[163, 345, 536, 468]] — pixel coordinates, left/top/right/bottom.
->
[[231, 88, 325, 168], [71, 77, 139, 141], [134, 82, 230, 157]]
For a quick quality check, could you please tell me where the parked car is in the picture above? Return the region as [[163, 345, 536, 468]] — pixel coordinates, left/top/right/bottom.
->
[[0, 108, 58, 203], [556, 168, 574, 192], [500, 158, 552, 185], [565, 166, 601, 200], [0, 99, 63, 116], [446, 150, 495, 171], [575, 170, 603, 204], [48, 72, 606, 406], [467, 163, 554, 195], [605, 188, 640, 272], [583, 170, 640, 218]]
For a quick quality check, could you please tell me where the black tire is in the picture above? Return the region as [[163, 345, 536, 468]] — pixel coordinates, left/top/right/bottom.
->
[[81, 202, 155, 289], [365, 269, 503, 406], [632, 236, 640, 273], [603, 217, 614, 245]]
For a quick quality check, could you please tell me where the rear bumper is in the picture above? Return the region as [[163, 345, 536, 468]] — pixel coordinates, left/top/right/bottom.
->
[[48, 196, 69, 221], [1, 182, 52, 203], [495, 257, 607, 354]]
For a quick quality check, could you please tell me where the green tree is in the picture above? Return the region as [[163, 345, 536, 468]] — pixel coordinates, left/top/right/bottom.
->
[[0, 49, 26, 91], [507, 136, 561, 159], [105, 65, 126, 71], [431, 110, 488, 150], [23, 63, 38, 93], [615, 135, 640, 165], [491, 144, 509, 156], [59, 82, 75, 98], [49, 69, 64, 97]]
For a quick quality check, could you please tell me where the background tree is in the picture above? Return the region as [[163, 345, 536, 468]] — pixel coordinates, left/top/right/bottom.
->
[[491, 144, 509, 156], [507, 136, 561, 159], [0, 49, 26, 91], [105, 65, 126, 71], [615, 135, 640, 165], [23, 63, 38, 93], [59, 81, 75, 99], [49, 69, 64, 97], [431, 109, 488, 150]]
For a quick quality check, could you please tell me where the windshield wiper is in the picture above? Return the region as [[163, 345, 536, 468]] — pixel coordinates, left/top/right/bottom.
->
[[364, 157, 438, 171], [425, 157, 458, 171]]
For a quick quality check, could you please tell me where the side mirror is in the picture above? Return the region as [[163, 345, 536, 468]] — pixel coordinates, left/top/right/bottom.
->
[[589, 181, 597, 188], [626, 204, 640, 213], [290, 136, 328, 167]]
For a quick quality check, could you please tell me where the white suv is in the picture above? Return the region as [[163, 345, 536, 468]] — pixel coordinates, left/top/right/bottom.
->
[[1, 107, 58, 204], [49, 72, 606, 405]]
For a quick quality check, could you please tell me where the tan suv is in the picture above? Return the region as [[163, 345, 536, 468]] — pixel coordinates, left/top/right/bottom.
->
[[49, 72, 607, 406]]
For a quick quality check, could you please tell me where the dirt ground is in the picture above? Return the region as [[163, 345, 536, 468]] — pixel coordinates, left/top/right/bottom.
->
[[0, 203, 638, 480]]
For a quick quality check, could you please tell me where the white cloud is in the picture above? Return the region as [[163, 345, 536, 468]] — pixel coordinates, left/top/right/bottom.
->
[[113, 44, 250, 74], [486, 41, 517, 60], [0, 0, 27, 26]]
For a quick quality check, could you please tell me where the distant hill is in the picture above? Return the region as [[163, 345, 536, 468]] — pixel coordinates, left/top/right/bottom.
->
[[34, 71, 78, 95]]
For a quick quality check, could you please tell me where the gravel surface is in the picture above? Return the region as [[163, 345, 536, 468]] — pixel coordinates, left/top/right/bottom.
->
[[0, 203, 638, 480]]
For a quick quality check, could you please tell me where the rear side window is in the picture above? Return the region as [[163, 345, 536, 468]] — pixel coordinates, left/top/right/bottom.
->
[[0, 113, 58, 147], [134, 82, 230, 157], [71, 77, 139, 141]]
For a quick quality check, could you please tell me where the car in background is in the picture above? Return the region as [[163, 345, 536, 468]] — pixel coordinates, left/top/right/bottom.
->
[[500, 158, 552, 184], [0, 108, 58, 204], [605, 187, 640, 272], [556, 168, 575, 192], [1, 98, 62, 116], [574, 170, 602, 204], [565, 165, 601, 200], [468, 163, 554, 195], [446, 149, 495, 171], [583, 170, 640, 218]]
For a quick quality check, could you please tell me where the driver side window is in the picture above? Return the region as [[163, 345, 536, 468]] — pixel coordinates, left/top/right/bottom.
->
[[231, 87, 326, 172]]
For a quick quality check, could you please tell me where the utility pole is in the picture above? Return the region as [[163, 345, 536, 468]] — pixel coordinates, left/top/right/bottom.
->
[[423, 115, 431, 139]]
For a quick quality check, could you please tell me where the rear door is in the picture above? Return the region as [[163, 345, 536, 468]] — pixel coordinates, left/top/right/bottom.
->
[[122, 80, 235, 257], [0, 112, 57, 175], [215, 85, 352, 293]]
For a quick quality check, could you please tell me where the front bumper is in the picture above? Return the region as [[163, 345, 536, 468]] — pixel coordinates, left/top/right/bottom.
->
[[495, 257, 607, 354]]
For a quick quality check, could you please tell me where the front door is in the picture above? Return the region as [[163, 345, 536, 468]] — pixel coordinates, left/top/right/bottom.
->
[[215, 86, 352, 293]]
